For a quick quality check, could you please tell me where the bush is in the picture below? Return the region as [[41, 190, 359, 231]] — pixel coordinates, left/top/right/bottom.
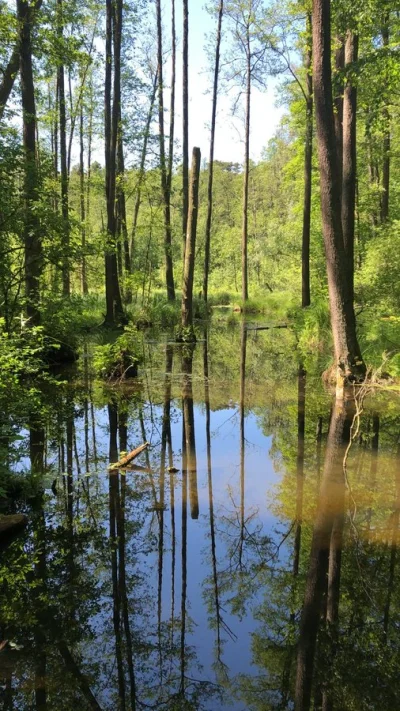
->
[[93, 325, 141, 380]]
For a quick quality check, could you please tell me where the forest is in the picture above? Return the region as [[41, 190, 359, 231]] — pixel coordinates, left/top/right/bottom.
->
[[0, 0, 399, 379], [1, 0, 400, 710]]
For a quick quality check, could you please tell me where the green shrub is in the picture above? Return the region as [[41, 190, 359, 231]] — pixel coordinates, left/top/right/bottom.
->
[[93, 325, 141, 380]]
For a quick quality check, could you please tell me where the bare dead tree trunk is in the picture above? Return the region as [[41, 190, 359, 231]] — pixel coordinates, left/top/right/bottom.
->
[[182, 0, 189, 259], [242, 31, 251, 302], [302, 12, 313, 308], [203, 0, 224, 303], [18, 0, 42, 326], [104, 0, 124, 325], [181, 147, 201, 340], [381, 14, 390, 223], [312, 0, 365, 389], [341, 31, 358, 304], [156, 0, 175, 301]]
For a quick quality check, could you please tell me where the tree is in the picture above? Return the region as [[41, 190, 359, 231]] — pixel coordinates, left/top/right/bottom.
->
[[182, 0, 189, 258], [57, 0, 70, 296], [302, 11, 313, 308], [104, 0, 124, 325], [156, 0, 175, 301], [224, 0, 270, 302], [203, 0, 224, 303], [341, 29, 359, 302], [180, 147, 201, 341], [18, 0, 42, 326], [312, 0, 365, 389]]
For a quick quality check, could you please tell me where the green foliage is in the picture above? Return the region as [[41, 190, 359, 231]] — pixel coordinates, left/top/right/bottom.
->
[[93, 324, 141, 379]]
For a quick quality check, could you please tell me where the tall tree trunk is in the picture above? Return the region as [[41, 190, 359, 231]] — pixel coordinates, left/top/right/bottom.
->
[[18, 0, 42, 326], [85, 76, 94, 291], [182, 0, 189, 259], [57, 0, 70, 296], [312, 0, 365, 388], [341, 31, 359, 304], [0, 0, 42, 121], [130, 72, 157, 266], [333, 36, 345, 191], [0, 45, 19, 121], [302, 12, 313, 308], [80, 100, 88, 295], [242, 34, 251, 302], [156, 0, 175, 301], [203, 0, 224, 303], [168, 0, 176, 193], [381, 14, 390, 223], [104, 0, 124, 325], [181, 147, 201, 340], [116, 108, 130, 278]]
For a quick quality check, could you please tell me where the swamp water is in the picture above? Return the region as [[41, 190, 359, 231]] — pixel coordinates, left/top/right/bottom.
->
[[1, 323, 400, 710]]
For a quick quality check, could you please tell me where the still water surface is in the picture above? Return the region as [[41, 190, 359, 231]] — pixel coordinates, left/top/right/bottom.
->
[[1, 324, 400, 710]]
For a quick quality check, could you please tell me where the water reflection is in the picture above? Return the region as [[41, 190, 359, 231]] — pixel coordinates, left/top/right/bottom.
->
[[2, 327, 400, 710]]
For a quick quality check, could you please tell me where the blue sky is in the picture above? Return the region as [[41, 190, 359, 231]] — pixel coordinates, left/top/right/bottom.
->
[[167, 0, 286, 165]]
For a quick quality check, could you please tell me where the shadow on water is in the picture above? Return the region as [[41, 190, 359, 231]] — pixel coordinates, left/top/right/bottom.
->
[[2, 325, 400, 709]]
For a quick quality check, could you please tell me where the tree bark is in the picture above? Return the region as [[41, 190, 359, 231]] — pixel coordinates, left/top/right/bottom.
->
[[380, 14, 390, 223], [203, 0, 224, 303], [57, 0, 70, 296], [0, 45, 19, 121], [302, 12, 313, 308], [168, 0, 176, 194], [182, 0, 189, 259], [18, 0, 42, 326], [242, 28, 251, 302], [156, 0, 175, 301], [104, 0, 124, 325], [80, 100, 88, 295], [341, 31, 358, 304], [129, 72, 157, 268], [333, 36, 345, 191], [312, 0, 365, 386], [181, 147, 201, 340], [0, 0, 42, 121], [116, 107, 129, 277]]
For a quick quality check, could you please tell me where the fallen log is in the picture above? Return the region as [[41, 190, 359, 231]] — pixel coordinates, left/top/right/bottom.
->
[[108, 442, 149, 472], [246, 324, 288, 332]]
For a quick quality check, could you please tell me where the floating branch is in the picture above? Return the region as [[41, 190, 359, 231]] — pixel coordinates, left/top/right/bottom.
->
[[108, 442, 149, 471]]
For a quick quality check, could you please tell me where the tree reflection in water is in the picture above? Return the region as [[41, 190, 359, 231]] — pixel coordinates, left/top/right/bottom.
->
[[2, 330, 400, 710]]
